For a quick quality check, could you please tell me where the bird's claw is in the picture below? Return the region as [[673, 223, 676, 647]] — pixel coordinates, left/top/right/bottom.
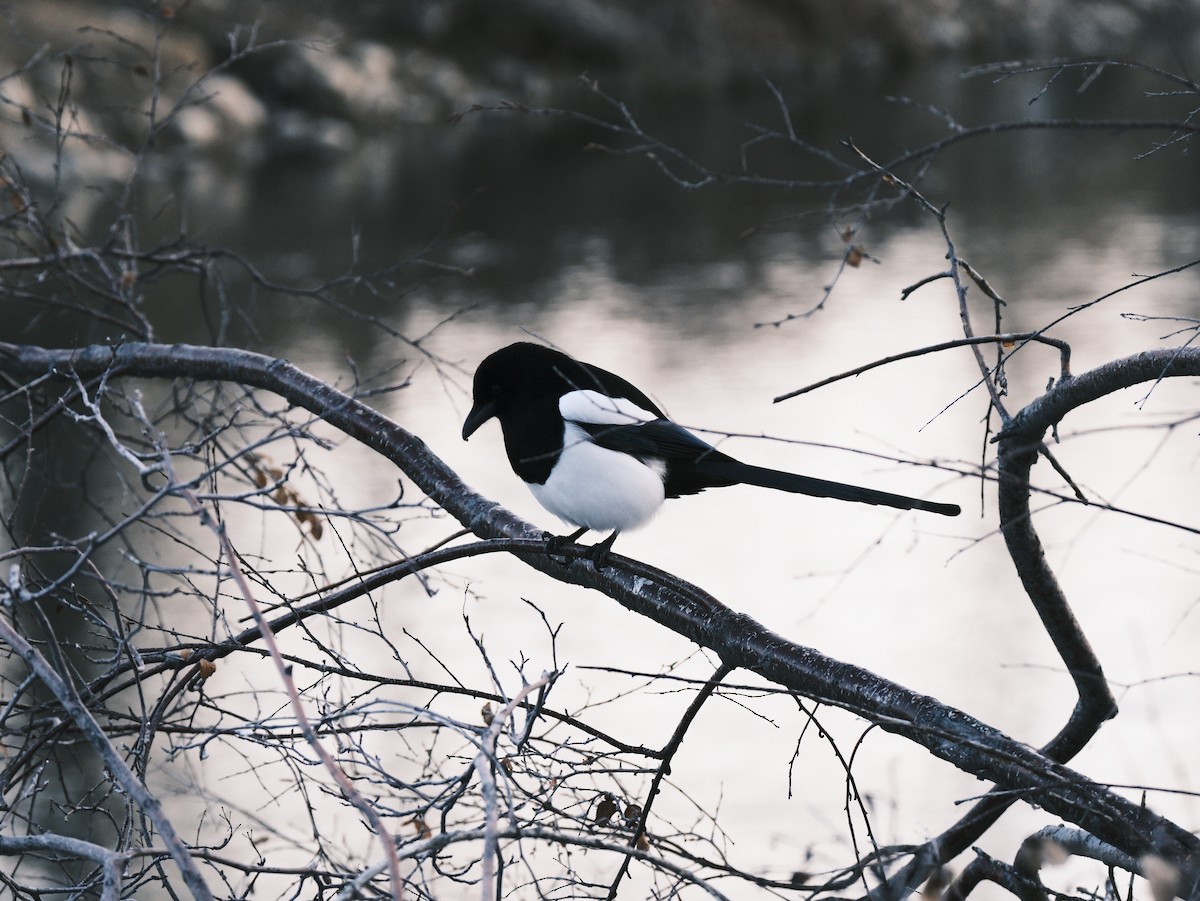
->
[[542, 528, 618, 569], [587, 532, 619, 570], [543, 527, 589, 565], [543, 530, 569, 560]]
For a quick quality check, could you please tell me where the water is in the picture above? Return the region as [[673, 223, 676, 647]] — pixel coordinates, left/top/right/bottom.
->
[[7, 59, 1200, 897]]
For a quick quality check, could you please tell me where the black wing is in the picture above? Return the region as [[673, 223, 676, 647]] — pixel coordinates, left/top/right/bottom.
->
[[575, 418, 741, 498], [568, 362, 668, 420], [579, 418, 961, 515]]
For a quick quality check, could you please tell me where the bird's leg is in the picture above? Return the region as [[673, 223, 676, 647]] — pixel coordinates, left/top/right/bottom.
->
[[544, 526, 589, 559], [588, 531, 619, 569]]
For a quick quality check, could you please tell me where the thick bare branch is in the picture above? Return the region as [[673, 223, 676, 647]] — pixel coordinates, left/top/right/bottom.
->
[[3, 340, 1199, 898]]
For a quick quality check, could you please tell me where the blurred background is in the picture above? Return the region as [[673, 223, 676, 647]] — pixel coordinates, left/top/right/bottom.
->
[[2, 1, 1200, 896]]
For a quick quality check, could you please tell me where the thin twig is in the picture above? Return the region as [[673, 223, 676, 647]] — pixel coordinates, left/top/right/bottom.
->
[[0, 611, 214, 901], [773, 333, 1071, 403]]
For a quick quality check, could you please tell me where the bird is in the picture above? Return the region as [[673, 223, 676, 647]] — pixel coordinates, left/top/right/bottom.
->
[[462, 342, 959, 562]]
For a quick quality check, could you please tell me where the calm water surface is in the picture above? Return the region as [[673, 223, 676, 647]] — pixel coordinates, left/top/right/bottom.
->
[[17, 62, 1200, 895]]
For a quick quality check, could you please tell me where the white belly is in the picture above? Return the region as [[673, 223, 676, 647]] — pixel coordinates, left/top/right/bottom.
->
[[529, 424, 666, 532]]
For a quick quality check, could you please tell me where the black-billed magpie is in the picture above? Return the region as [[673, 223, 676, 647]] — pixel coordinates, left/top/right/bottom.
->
[[463, 342, 959, 558]]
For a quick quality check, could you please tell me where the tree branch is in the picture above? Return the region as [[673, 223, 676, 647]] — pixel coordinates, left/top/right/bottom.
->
[[0, 606, 214, 901], [4, 341, 1200, 898]]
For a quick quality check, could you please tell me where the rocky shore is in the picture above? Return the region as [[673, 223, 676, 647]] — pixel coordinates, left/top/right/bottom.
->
[[0, 0, 1191, 225]]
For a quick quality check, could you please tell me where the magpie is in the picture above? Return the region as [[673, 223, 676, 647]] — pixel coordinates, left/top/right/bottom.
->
[[463, 342, 960, 560]]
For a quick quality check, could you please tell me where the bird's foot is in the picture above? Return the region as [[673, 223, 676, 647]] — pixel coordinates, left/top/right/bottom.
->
[[587, 532, 619, 569], [544, 527, 588, 563]]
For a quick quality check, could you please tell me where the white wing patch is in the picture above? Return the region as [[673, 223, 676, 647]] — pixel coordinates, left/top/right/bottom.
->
[[538, 390, 666, 532], [559, 389, 657, 426]]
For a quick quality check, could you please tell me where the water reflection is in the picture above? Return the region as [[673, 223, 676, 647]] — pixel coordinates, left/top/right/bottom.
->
[[9, 60, 1200, 897], [196, 69, 1199, 891]]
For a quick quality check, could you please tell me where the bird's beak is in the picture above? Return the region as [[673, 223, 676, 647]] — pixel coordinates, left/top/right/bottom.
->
[[462, 400, 496, 440]]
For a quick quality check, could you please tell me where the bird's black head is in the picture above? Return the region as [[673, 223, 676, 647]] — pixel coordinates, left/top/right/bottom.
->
[[462, 342, 581, 440]]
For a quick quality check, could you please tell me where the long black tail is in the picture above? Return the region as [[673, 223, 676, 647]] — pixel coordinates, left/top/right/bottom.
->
[[699, 459, 961, 517]]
